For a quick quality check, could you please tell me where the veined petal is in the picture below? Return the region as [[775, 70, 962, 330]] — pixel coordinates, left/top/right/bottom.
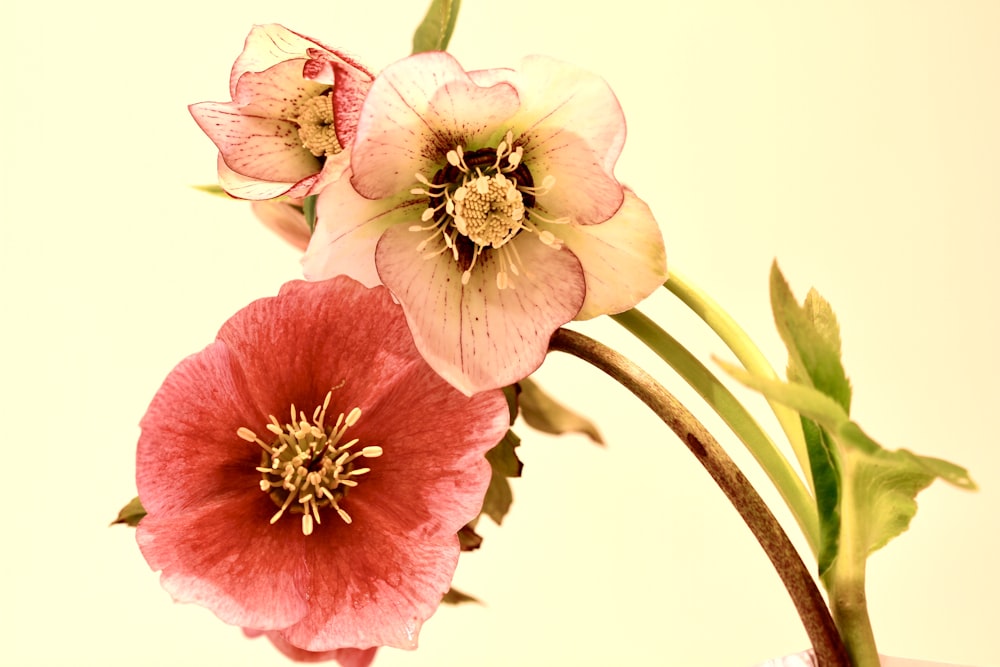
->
[[230, 24, 332, 96], [555, 189, 668, 319], [216, 154, 295, 200], [235, 59, 328, 117], [303, 175, 425, 287], [251, 199, 311, 251], [513, 56, 626, 225], [350, 52, 520, 200], [375, 227, 586, 394], [190, 102, 320, 184]]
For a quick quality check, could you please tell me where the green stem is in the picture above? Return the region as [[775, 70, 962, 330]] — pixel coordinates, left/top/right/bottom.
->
[[549, 328, 848, 666], [664, 270, 813, 489], [612, 308, 819, 555], [823, 455, 881, 667]]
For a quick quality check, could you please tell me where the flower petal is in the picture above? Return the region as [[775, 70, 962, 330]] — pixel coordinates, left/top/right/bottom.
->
[[375, 227, 586, 394], [512, 56, 626, 225], [250, 199, 311, 251], [245, 629, 378, 666], [190, 99, 319, 184], [555, 188, 667, 319], [350, 52, 520, 200], [230, 24, 329, 96], [302, 176, 425, 287], [215, 154, 296, 200]]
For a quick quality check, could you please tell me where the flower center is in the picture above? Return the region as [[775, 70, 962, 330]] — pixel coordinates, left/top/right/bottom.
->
[[237, 390, 382, 536], [296, 93, 342, 158], [411, 131, 567, 289]]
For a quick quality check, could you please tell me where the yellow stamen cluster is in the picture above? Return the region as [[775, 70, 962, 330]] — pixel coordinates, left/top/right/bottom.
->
[[296, 93, 342, 157], [237, 390, 382, 536], [409, 130, 568, 290]]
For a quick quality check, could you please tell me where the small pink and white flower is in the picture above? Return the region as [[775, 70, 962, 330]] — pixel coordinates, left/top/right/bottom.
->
[[136, 277, 508, 653], [190, 24, 374, 200], [302, 52, 667, 395]]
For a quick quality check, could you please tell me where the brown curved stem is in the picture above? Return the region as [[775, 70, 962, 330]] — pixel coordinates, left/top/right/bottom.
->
[[549, 328, 849, 666]]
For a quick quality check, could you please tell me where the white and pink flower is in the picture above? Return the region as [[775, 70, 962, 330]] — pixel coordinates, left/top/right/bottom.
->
[[135, 277, 508, 654], [302, 52, 667, 395], [190, 24, 374, 200]]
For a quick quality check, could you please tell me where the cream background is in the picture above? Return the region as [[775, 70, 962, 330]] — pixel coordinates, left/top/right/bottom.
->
[[3, 1, 998, 665]]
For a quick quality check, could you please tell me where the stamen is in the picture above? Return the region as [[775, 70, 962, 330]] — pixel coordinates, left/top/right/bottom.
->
[[239, 387, 379, 536]]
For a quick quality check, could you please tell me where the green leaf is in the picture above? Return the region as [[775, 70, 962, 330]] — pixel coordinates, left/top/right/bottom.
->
[[412, 0, 462, 54], [111, 496, 146, 527], [442, 587, 481, 605], [481, 429, 523, 525], [516, 377, 604, 444], [803, 418, 841, 575], [302, 194, 318, 234], [191, 184, 231, 198], [718, 359, 976, 561], [770, 261, 852, 412]]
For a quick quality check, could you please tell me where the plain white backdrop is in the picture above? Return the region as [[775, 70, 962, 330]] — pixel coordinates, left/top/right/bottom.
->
[[3, 1, 998, 666]]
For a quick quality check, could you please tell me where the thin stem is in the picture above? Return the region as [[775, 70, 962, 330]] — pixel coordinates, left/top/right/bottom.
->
[[549, 328, 848, 667], [612, 308, 820, 556], [664, 270, 813, 488]]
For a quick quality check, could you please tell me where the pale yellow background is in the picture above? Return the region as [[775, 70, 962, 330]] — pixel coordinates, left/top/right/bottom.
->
[[3, 1, 998, 665]]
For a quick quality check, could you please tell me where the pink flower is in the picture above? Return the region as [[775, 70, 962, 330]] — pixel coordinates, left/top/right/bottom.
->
[[251, 198, 311, 251], [190, 24, 374, 200], [302, 52, 667, 395], [135, 277, 509, 653]]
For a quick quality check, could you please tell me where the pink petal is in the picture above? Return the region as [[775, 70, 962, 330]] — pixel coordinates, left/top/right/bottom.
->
[[512, 56, 627, 225], [234, 59, 328, 117], [215, 278, 427, 414], [350, 52, 520, 200], [302, 175, 424, 287], [330, 60, 373, 152], [136, 345, 312, 629], [215, 154, 295, 200], [245, 629, 378, 666], [229, 25, 331, 97], [190, 100, 319, 184], [250, 199, 311, 251], [375, 226, 586, 394], [136, 497, 311, 630], [555, 188, 668, 319]]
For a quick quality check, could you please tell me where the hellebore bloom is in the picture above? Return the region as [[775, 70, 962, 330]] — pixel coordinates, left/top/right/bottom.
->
[[190, 24, 374, 200], [135, 277, 509, 653], [302, 52, 667, 395]]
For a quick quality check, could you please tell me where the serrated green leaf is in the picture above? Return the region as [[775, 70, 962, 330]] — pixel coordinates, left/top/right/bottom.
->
[[191, 184, 231, 198], [412, 0, 462, 54], [442, 587, 481, 605], [770, 262, 852, 412], [517, 377, 604, 444], [481, 430, 522, 524], [111, 496, 146, 527], [302, 194, 318, 234]]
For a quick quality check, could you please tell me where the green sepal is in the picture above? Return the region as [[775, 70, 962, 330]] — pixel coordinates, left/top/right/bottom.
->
[[190, 184, 230, 198], [516, 377, 604, 444], [412, 0, 462, 54], [111, 496, 146, 527], [480, 429, 523, 525], [302, 194, 318, 234]]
